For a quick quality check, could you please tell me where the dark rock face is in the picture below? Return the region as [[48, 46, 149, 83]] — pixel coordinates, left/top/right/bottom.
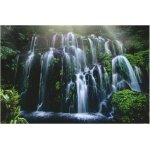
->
[[87, 86, 99, 112], [100, 100, 112, 117], [37, 37, 48, 51], [20, 54, 41, 111], [107, 92, 115, 102], [53, 49, 64, 58]]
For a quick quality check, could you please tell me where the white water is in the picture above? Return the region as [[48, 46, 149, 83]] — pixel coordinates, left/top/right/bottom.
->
[[76, 74, 88, 113], [20, 33, 143, 115], [105, 40, 112, 56], [22, 37, 37, 89], [37, 49, 54, 110], [67, 32, 76, 47], [88, 38, 97, 64], [134, 66, 143, 83], [115, 40, 126, 54], [51, 34, 57, 48], [112, 55, 141, 92]]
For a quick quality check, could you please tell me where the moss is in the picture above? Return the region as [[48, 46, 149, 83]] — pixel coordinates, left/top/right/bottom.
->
[[55, 81, 60, 90], [124, 50, 149, 72], [111, 89, 149, 123], [69, 86, 75, 97], [134, 50, 149, 72], [123, 54, 137, 67], [98, 53, 112, 75], [60, 70, 63, 76]]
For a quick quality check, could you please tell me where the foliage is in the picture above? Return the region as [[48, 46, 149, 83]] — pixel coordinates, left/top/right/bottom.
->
[[111, 89, 149, 123], [1, 83, 13, 90], [134, 50, 149, 72], [60, 70, 63, 76], [10, 106, 28, 124], [124, 50, 149, 72], [69, 86, 75, 97], [123, 54, 137, 67], [0, 88, 28, 124], [74, 34, 81, 39], [55, 81, 60, 90], [0, 46, 19, 60], [125, 35, 149, 54], [52, 58, 59, 64], [68, 60, 75, 77], [98, 53, 112, 75]]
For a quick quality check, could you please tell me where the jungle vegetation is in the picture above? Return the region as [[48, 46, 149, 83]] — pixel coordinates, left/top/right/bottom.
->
[[0, 25, 149, 123]]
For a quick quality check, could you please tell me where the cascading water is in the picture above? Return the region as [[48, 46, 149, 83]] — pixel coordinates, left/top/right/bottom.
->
[[16, 32, 143, 118], [112, 55, 141, 92], [88, 38, 97, 64], [37, 49, 54, 111], [105, 40, 112, 56], [134, 66, 143, 83], [76, 73, 88, 113], [115, 40, 126, 54], [22, 36, 38, 91]]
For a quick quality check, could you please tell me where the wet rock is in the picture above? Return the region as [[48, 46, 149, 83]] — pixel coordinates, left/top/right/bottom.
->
[[100, 100, 112, 117], [69, 105, 75, 113], [107, 92, 115, 101], [117, 80, 131, 91], [72, 75, 76, 82], [53, 49, 64, 58], [37, 37, 48, 51]]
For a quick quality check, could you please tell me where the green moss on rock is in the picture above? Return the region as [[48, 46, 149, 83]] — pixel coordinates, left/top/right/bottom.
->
[[98, 53, 112, 75], [123, 54, 137, 67], [111, 89, 149, 123], [124, 50, 149, 72], [134, 50, 149, 72]]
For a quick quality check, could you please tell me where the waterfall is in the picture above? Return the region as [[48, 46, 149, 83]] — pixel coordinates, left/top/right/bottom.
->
[[52, 34, 57, 48], [22, 36, 38, 91], [37, 49, 54, 111], [88, 38, 97, 64], [17, 32, 143, 115], [67, 32, 76, 47], [76, 74, 88, 113], [60, 34, 65, 48], [112, 55, 141, 92], [105, 40, 112, 56], [134, 66, 143, 83], [115, 40, 126, 55]]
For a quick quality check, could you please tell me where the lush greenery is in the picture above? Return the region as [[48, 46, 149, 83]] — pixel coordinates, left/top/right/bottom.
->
[[0, 46, 19, 60], [124, 50, 149, 72], [1, 25, 149, 123], [0, 88, 28, 124], [111, 90, 149, 123], [1, 26, 149, 57], [98, 53, 112, 75]]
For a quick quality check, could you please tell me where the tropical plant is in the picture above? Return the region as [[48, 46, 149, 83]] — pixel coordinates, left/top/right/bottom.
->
[[0, 88, 28, 124], [111, 89, 149, 123]]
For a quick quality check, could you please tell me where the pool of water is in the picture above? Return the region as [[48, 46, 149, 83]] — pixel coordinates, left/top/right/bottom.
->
[[20, 111, 113, 123]]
